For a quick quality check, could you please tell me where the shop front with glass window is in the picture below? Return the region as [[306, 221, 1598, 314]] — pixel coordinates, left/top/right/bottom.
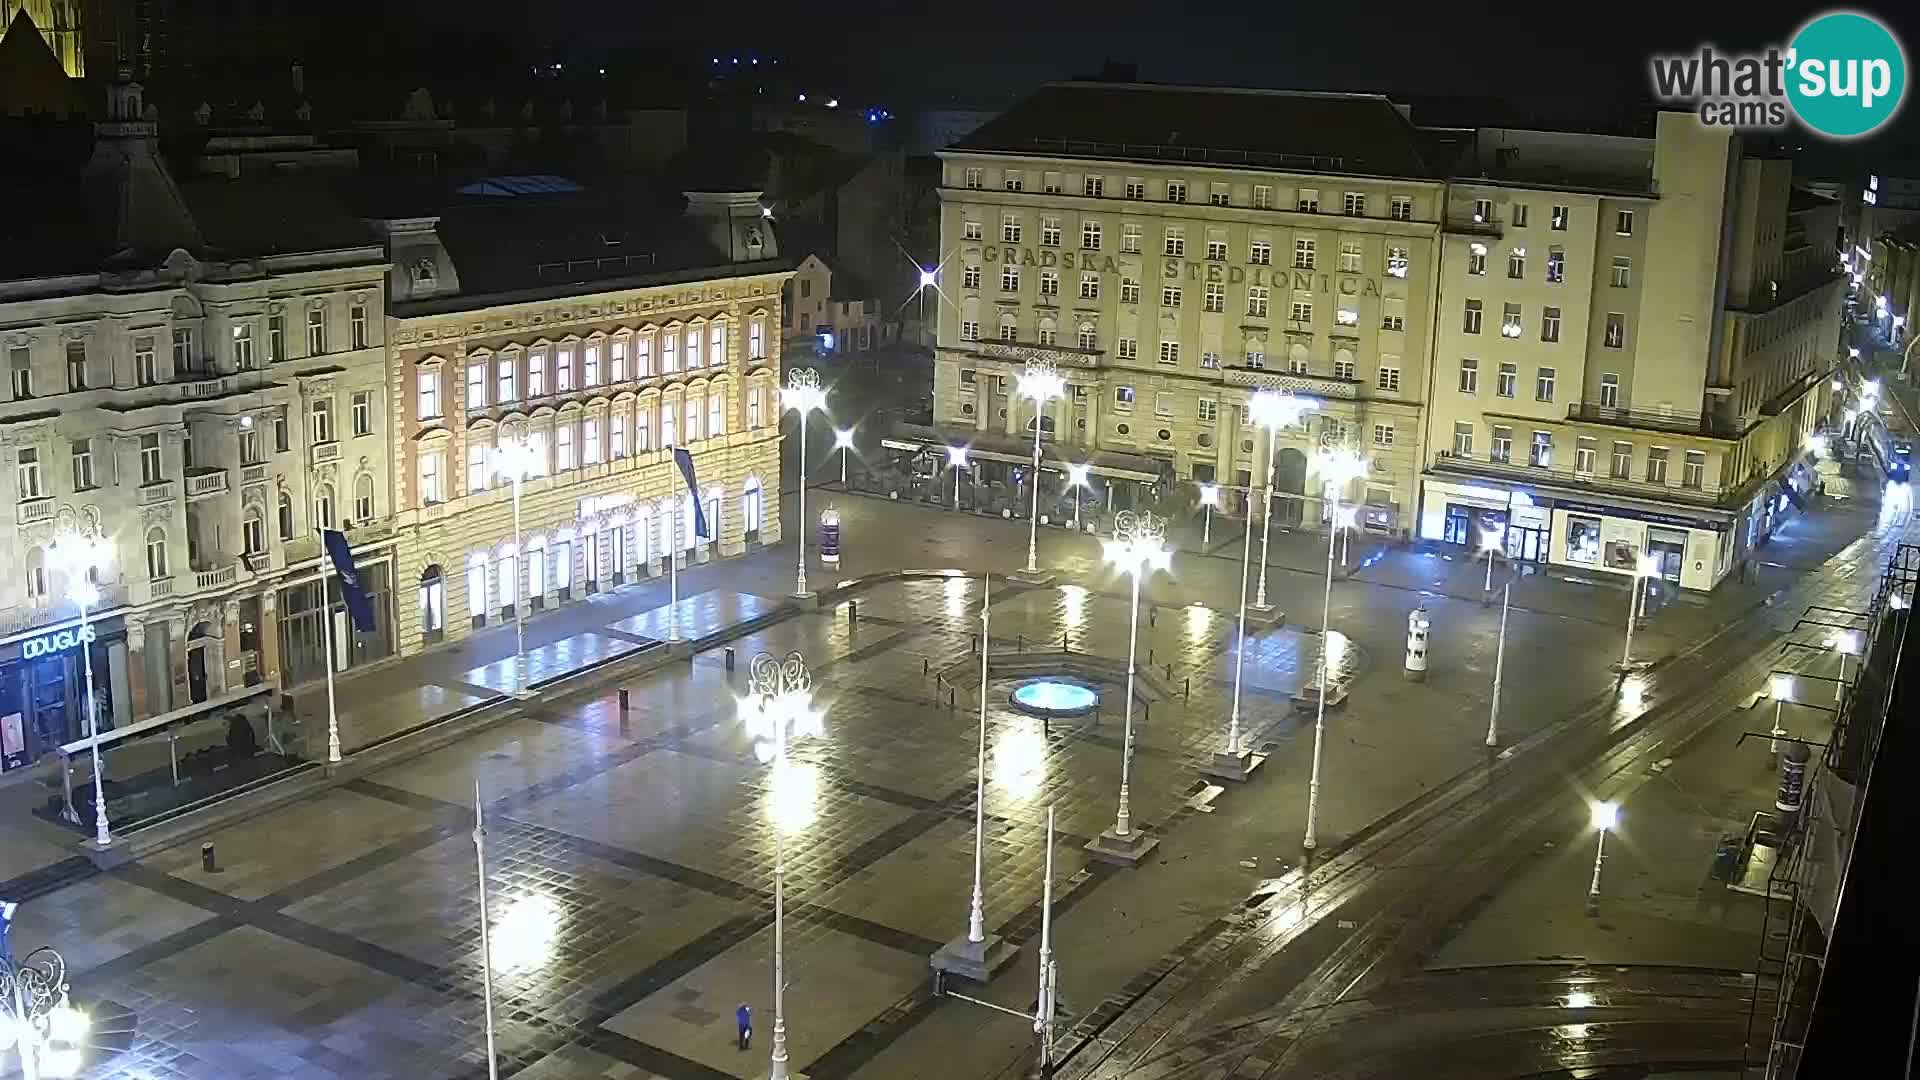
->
[[0, 616, 129, 774], [277, 558, 395, 687], [1547, 499, 1731, 591]]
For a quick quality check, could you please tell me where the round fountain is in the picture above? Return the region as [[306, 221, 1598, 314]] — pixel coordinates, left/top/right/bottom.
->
[[1008, 678, 1101, 719]]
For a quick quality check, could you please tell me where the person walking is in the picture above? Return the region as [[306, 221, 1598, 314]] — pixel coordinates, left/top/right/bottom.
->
[[736, 1002, 752, 1051]]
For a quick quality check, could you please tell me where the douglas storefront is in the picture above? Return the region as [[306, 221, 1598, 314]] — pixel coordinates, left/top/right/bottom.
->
[[1, 615, 130, 776]]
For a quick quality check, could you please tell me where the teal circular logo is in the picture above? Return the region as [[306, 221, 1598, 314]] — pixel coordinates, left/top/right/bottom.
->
[[1787, 11, 1907, 139]]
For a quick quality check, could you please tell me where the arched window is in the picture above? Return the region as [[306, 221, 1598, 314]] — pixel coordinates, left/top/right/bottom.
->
[[355, 472, 375, 522], [25, 546, 48, 601], [278, 491, 295, 540], [145, 527, 169, 579], [243, 506, 266, 555], [314, 483, 335, 530]]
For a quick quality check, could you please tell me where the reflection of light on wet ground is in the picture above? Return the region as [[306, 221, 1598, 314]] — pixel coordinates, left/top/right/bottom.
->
[[491, 891, 560, 972], [993, 718, 1048, 799], [946, 577, 971, 618], [1059, 584, 1088, 636], [1561, 991, 1595, 1009], [1320, 631, 1356, 681], [1616, 673, 1647, 715], [1878, 481, 1912, 532], [766, 759, 820, 834], [1185, 603, 1211, 644]]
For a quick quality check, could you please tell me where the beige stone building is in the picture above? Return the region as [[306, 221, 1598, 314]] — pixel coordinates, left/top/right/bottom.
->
[[1423, 114, 1845, 591], [926, 83, 1444, 532], [375, 189, 790, 656]]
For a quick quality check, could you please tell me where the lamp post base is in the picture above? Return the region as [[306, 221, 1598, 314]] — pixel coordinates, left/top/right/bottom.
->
[[1008, 568, 1057, 586], [929, 931, 1019, 983], [1202, 749, 1266, 783], [1085, 827, 1160, 867], [1245, 604, 1287, 630]]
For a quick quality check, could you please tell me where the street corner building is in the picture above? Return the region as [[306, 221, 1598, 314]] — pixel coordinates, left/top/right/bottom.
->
[[379, 186, 790, 658], [0, 60, 791, 777]]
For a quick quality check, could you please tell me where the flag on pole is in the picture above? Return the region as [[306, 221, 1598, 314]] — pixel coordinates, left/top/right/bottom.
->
[[322, 530, 378, 632], [672, 447, 711, 539]]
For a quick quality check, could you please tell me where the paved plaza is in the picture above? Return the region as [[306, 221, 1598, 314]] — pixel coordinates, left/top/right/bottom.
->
[[0, 474, 1893, 1080]]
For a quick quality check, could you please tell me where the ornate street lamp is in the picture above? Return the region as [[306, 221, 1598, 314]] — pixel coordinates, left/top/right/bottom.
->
[[494, 437, 543, 684], [1088, 511, 1170, 866], [1248, 391, 1319, 610], [1302, 447, 1368, 851], [1066, 463, 1091, 533], [47, 533, 112, 846], [1, 944, 91, 1080], [784, 368, 827, 597]]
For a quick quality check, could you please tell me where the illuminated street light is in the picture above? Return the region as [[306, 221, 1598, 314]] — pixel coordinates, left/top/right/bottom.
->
[[1334, 503, 1358, 570], [1, 944, 91, 1080], [1829, 630, 1861, 704], [1198, 482, 1219, 546], [494, 437, 546, 667], [947, 444, 970, 509], [784, 368, 827, 597], [1769, 672, 1793, 754], [1066, 463, 1090, 533], [739, 651, 822, 1080], [1616, 554, 1661, 671], [834, 427, 855, 486], [1248, 391, 1319, 609], [1586, 801, 1619, 910], [1302, 447, 1367, 851], [1017, 361, 1068, 574], [47, 532, 113, 845], [1479, 526, 1504, 598], [918, 266, 938, 290], [1091, 511, 1170, 865]]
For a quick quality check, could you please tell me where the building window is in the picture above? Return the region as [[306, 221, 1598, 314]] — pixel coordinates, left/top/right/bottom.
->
[[278, 491, 295, 539], [15, 447, 42, 498], [311, 397, 334, 443], [609, 339, 626, 382], [1165, 180, 1186, 203], [1043, 172, 1063, 194], [314, 484, 336, 529], [243, 510, 265, 556], [1082, 220, 1102, 249], [356, 472, 376, 521], [686, 394, 703, 441], [1079, 274, 1100, 300], [1334, 356, 1356, 380], [1079, 327, 1099, 351], [964, 220, 982, 241], [963, 265, 981, 290], [1162, 285, 1182, 308], [1683, 450, 1706, 489], [1159, 341, 1181, 365], [1164, 227, 1185, 258], [749, 318, 767, 359], [1041, 216, 1061, 247], [69, 437, 94, 489], [1610, 441, 1632, 479], [1616, 210, 1635, 235], [467, 360, 487, 408], [1122, 224, 1142, 253], [1288, 353, 1310, 374], [554, 423, 575, 470], [1206, 239, 1228, 262], [1611, 257, 1632, 288], [1467, 243, 1487, 276], [417, 369, 440, 419], [961, 320, 980, 341], [1198, 398, 1218, 422], [221, 325, 250, 372], [611, 413, 628, 457], [1600, 373, 1620, 408], [1294, 238, 1316, 269], [132, 335, 157, 386], [1037, 326, 1057, 346], [1374, 423, 1395, 447], [1209, 183, 1230, 207], [1297, 188, 1319, 212], [1453, 421, 1474, 456], [1541, 306, 1562, 343], [498, 356, 518, 402], [566, 342, 585, 385], [1117, 338, 1137, 361], [171, 327, 193, 372], [1490, 426, 1513, 464], [1000, 319, 1017, 341], [1530, 430, 1553, 467], [1546, 248, 1565, 283], [1250, 240, 1272, 265], [585, 418, 604, 463], [584, 344, 602, 386], [1114, 385, 1135, 410], [1340, 242, 1362, 273], [964, 166, 982, 189], [1472, 198, 1493, 223], [1002, 214, 1022, 243], [306, 307, 327, 354], [1200, 350, 1220, 369], [1604, 313, 1626, 349], [1536, 366, 1557, 401], [1508, 247, 1526, 278], [1155, 392, 1174, 417], [1386, 245, 1409, 278], [1084, 175, 1104, 197], [1246, 350, 1266, 369], [145, 528, 169, 579], [1575, 438, 1596, 476], [5, 347, 30, 399], [1497, 362, 1517, 397], [1343, 191, 1366, 216], [267, 315, 285, 363], [1459, 356, 1479, 394], [527, 349, 549, 395], [1551, 205, 1569, 231], [637, 408, 653, 449], [351, 304, 369, 349], [1463, 299, 1483, 334], [1204, 282, 1225, 312], [1501, 302, 1523, 337], [1247, 286, 1269, 317], [1004, 170, 1024, 192], [1377, 364, 1400, 392], [1123, 177, 1145, 200], [467, 443, 488, 493], [352, 390, 372, 436], [1382, 313, 1405, 331], [1290, 300, 1313, 323], [1002, 265, 1020, 292], [273, 408, 290, 452], [1039, 270, 1061, 298], [138, 433, 164, 484], [1646, 446, 1669, 484], [1121, 278, 1141, 304], [1390, 195, 1413, 221]]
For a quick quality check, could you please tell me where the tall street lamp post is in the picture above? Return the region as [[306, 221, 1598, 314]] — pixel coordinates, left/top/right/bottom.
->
[[494, 438, 542, 690], [1485, 572, 1512, 748], [1208, 478, 1262, 782], [1615, 554, 1662, 672], [1017, 360, 1067, 576], [1585, 800, 1619, 912], [784, 368, 827, 597], [1087, 511, 1169, 867], [1197, 483, 1219, 548], [48, 533, 112, 846], [1303, 448, 1368, 852], [834, 427, 855, 486], [1, 944, 91, 1080], [1066, 463, 1090, 533], [1250, 391, 1318, 611], [740, 651, 824, 1080]]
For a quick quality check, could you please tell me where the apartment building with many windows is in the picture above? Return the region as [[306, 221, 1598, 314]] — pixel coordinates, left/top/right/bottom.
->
[[1422, 114, 1844, 591], [374, 189, 789, 656], [0, 71, 392, 774], [928, 83, 1442, 533]]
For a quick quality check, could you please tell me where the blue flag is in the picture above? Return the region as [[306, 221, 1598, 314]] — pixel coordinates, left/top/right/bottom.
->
[[673, 447, 711, 539], [323, 530, 378, 633]]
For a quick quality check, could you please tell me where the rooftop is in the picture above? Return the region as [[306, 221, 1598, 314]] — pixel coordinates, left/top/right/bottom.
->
[[949, 82, 1439, 179]]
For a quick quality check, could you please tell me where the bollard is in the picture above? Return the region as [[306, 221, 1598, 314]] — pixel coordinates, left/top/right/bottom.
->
[[202, 842, 218, 873], [849, 600, 859, 625], [949, 687, 956, 709], [1018, 634, 1025, 653], [725, 646, 736, 672], [972, 633, 979, 653], [1149, 647, 1155, 666], [1165, 663, 1173, 681], [1149, 608, 1156, 628], [1184, 676, 1191, 699], [618, 687, 631, 713], [923, 657, 931, 675], [1062, 630, 1069, 652]]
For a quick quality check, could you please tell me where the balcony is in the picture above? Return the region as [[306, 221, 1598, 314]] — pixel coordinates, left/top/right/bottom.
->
[[1444, 215, 1504, 237], [1566, 402, 1741, 439], [184, 468, 229, 499], [148, 576, 175, 600], [1432, 450, 1728, 506], [241, 463, 270, 486], [1223, 366, 1360, 400], [970, 340, 1103, 369], [17, 497, 54, 525], [311, 440, 341, 465], [194, 564, 238, 591], [139, 480, 177, 505]]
